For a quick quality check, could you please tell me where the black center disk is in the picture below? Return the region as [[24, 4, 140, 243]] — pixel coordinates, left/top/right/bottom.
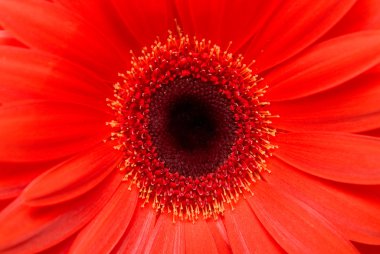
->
[[148, 78, 237, 177]]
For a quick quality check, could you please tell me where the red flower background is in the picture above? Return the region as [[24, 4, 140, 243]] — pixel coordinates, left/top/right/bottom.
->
[[0, 0, 380, 253]]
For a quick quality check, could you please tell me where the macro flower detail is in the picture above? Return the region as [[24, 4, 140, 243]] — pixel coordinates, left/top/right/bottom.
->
[[0, 0, 380, 254], [107, 30, 276, 221]]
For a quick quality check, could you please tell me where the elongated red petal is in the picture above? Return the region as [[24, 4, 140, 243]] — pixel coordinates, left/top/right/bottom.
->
[[111, 0, 176, 46], [175, 0, 224, 46], [175, 0, 277, 51], [266, 157, 380, 244], [144, 215, 185, 254], [207, 220, 232, 254], [183, 220, 219, 254], [323, 0, 380, 39], [224, 200, 284, 253], [362, 128, 380, 138], [244, 0, 355, 71], [69, 185, 138, 254], [144, 215, 219, 254], [0, 0, 123, 77], [355, 243, 380, 254], [269, 68, 380, 132], [0, 199, 13, 213], [0, 172, 120, 254], [111, 205, 156, 254], [0, 160, 60, 200], [21, 143, 122, 206], [266, 31, 380, 101], [0, 101, 108, 162], [38, 234, 77, 254], [248, 182, 358, 254], [0, 46, 110, 108], [274, 132, 380, 184], [0, 30, 25, 47], [55, 0, 138, 59]]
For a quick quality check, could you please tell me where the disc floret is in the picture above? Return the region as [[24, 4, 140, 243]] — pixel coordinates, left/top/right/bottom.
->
[[107, 29, 276, 222]]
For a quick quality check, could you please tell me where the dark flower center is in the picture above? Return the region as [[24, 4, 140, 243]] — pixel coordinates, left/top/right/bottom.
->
[[149, 78, 236, 177], [107, 30, 277, 221], [169, 95, 216, 151]]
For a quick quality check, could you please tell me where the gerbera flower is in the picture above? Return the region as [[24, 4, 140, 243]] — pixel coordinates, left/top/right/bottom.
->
[[0, 0, 380, 253]]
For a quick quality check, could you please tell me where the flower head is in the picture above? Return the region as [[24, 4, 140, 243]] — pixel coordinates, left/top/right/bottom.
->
[[0, 0, 380, 253], [106, 30, 276, 221]]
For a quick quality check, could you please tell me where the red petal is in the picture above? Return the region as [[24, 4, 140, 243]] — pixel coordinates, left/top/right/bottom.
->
[[269, 68, 380, 132], [69, 185, 138, 254], [0, 46, 110, 108], [355, 243, 380, 254], [22, 143, 122, 206], [0, 30, 25, 47], [323, 0, 380, 39], [0, 0, 123, 77], [0, 172, 120, 254], [248, 182, 358, 254], [111, 0, 177, 46], [266, 31, 380, 101], [207, 219, 232, 254], [266, 157, 380, 244], [224, 200, 284, 253], [111, 205, 156, 254], [362, 127, 380, 138], [244, 0, 355, 71], [38, 233, 77, 254], [55, 0, 138, 59], [144, 215, 219, 254], [175, 0, 223, 45], [0, 101, 108, 162], [0, 199, 14, 213], [175, 0, 277, 51], [183, 220, 219, 254], [274, 132, 380, 184], [144, 215, 185, 254], [51, 0, 78, 9], [0, 160, 61, 200]]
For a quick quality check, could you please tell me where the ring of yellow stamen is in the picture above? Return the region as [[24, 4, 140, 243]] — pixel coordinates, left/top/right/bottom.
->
[[106, 28, 277, 222]]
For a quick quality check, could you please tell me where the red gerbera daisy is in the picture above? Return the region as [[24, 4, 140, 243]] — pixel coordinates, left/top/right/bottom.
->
[[0, 0, 380, 253]]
